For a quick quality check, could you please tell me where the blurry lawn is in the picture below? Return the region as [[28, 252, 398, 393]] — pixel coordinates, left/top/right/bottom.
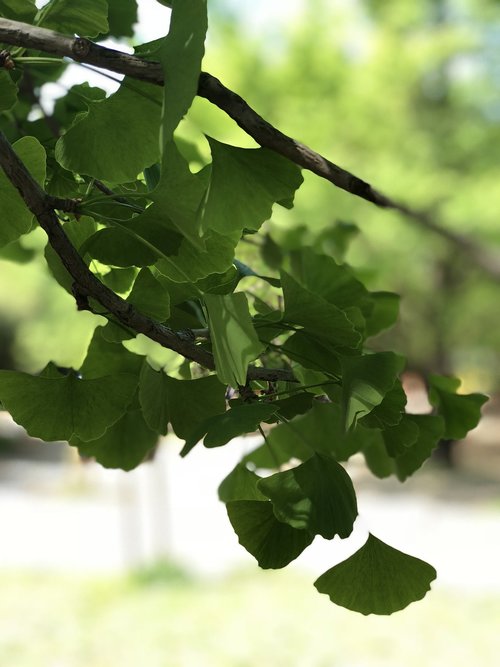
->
[[0, 565, 498, 667]]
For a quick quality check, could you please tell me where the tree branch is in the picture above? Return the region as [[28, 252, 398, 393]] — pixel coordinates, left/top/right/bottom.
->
[[1, 18, 499, 279], [0, 131, 296, 384]]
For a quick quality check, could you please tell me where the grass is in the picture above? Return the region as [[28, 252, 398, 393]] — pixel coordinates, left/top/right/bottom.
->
[[0, 564, 498, 667]]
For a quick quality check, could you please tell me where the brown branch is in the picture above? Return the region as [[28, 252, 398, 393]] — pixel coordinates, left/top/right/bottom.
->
[[1, 18, 499, 279], [0, 131, 296, 384]]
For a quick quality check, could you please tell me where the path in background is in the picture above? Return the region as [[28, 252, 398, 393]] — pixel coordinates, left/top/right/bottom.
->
[[0, 419, 499, 591]]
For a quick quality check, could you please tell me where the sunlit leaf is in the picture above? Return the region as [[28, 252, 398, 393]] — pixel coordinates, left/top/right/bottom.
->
[[205, 292, 265, 387]]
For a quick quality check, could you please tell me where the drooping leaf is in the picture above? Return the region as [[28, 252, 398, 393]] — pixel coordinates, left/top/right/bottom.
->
[[341, 351, 406, 428], [0, 370, 138, 442], [55, 80, 162, 182], [428, 375, 488, 440], [281, 270, 361, 350], [314, 533, 436, 615], [0, 137, 46, 248], [127, 268, 171, 320], [158, 0, 207, 146], [205, 292, 265, 387], [226, 500, 314, 569], [0, 71, 17, 112], [393, 414, 445, 481], [73, 408, 157, 471], [181, 402, 279, 456], [81, 228, 165, 268], [38, 0, 109, 37], [382, 415, 420, 456], [201, 139, 303, 239], [360, 379, 407, 429], [258, 454, 358, 539], [139, 362, 226, 437], [218, 463, 267, 502]]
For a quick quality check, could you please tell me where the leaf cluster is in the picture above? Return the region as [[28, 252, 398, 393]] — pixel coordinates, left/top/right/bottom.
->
[[0, 0, 488, 614]]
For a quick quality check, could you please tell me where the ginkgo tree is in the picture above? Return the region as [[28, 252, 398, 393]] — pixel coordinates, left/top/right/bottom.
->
[[0, 0, 488, 615]]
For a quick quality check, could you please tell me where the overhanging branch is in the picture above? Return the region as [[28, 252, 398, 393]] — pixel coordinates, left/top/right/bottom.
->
[[1, 18, 499, 279], [0, 131, 296, 384]]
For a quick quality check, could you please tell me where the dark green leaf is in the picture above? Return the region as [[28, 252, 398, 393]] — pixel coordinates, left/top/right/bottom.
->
[[226, 500, 314, 569], [428, 375, 488, 440], [0, 71, 17, 112], [0, 370, 138, 442], [218, 463, 267, 502], [73, 408, 157, 471], [281, 270, 361, 350], [0, 137, 46, 248], [181, 402, 278, 456], [81, 228, 163, 268], [365, 291, 401, 337], [105, 0, 137, 37], [341, 352, 406, 428], [314, 533, 436, 615], [0, 0, 36, 21], [258, 454, 357, 539], [80, 327, 143, 379], [38, 0, 108, 37], [127, 268, 171, 320], [139, 362, 226, 437]]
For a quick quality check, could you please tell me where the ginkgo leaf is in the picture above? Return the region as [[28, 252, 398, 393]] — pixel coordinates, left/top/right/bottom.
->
[[37, 0, 108, 37], [314, 533, 436, 615], [226, 500, 314, 569], [0, 370, 138, 442], [428, 374, 488, 439], [205, 292, 265, 387]]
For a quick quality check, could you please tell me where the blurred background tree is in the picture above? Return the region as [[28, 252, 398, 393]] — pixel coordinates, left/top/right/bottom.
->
[[185, 0, 500, 391]]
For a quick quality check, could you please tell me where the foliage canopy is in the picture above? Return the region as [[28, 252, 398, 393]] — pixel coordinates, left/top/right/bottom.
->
[[0, 0, 488, 614]]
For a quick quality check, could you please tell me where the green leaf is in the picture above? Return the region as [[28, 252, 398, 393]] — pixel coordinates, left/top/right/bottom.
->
[[73, 408, 157, 471], [158, 0, 207, 146], [218, 463, 267, 502], [0, 0, 36, 21], [201, 139, 303, 239], [341, 351, 406, 428], [360, 379, 407, 429], [0, 71, 17, 112], [155, 230, 235, 282], [0, 137, 46, 248], [365, 291, 401, 337], [281, 270, 361, 350], [181, 402, 279, 456], [55, 80, 162, 182], [105, 0, 137, 37], [205, 292, 265, 387], [290, 248, 372, 316], [38, 0, 108, 37], [244, 403, 362, 469], [0, 370, 138, 442], [226, 500, 314, 569], [314, 533, 436, 615], [428, 375, 488, 440], [44, 216, 97, 291], [127, 268, 171, 320], [382, 415, 420, 456], [393, 414, 445, 482], [80, 327, 143, 379], [139, 362, 226, 437], [81, 228, 164, 268], [258, 454, 358, 539]]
